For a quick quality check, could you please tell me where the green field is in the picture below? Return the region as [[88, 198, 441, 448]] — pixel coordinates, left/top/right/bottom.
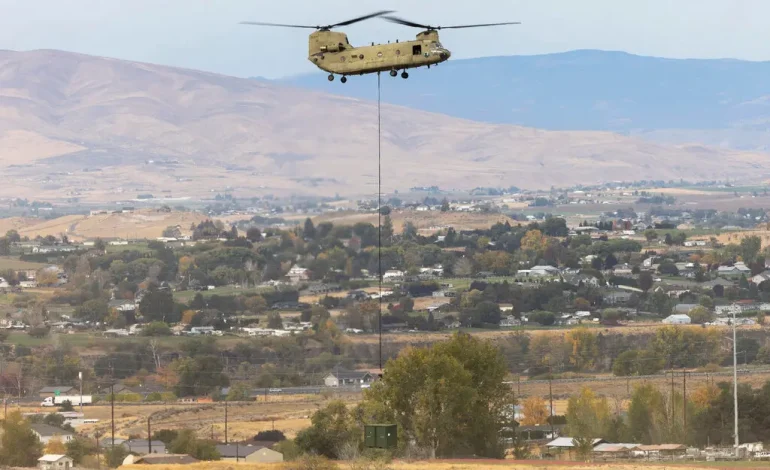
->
[[173, 285, 276, 302], [0, 256, 48, 270], [105, 242, 151, 253]]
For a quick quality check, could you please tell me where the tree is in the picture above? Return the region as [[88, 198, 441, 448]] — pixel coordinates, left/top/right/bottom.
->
[[94, 238, 106, 252], [687, 306, 714, 325], [644, 229, 658, 242], [139, 287, 175, 322], [74, 299, 109, 323], [565, 328, 599, 371], [359, 332, 513, 458], [141, 321, 172, 336], [381, 215, 394, 246], [520, 396, 549, 426], [295, 400, 359, 459], [105, 445, 128, 468], [267, 312, 283, 329], [441, 198, 450, 212], [521, 230, 548, 253], [45, 437, 67, 454], [304, 218, 317, 239], [5, 229, 20, 243], [639, 272, 654, 293], [565, 387, 611, 440], [627, 383, 666, 444], [173, 356, 229, 397], [169, 429, 220, 460], [0, 410, 43, 467], [246, 227, 263, 242], [226, 382, 251, 401], [741, 236, 762, 263], [65, 437, 95, 465]]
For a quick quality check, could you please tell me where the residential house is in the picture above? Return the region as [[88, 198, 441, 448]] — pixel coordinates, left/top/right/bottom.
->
[[529, 265, 561, 277], [545, 437, 606, 459], [38, 454, 73, 470], [683, 240, 708, 247], [39, 386, 76, 398], [123, 454, 199, 465], [189, 326, 216, 335], [108, 299, 136, 312], [717, 265, 744, 277], [324, 369, 374, 387], [604, 290, 634, 305], [31, 424, 74, 444], [701, 278, 734, 289], [752, 271, 770, 285], [286, 266, 309, 284], [306, 283, 342, 295], [613, 264, 634, 276], [216, 444, 284, 463], [564, 273, 600, 288], [716, 304, 744, 317], [673, 304, 699, 314], [499, 315, 521, 327], [662, 314, 692, 325], [122, 439, 167, 455], [383, 270, 405, 281]]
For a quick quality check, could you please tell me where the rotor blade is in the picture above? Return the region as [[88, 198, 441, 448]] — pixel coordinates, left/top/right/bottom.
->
[[240, 21, 319, 29], [382, 15, 433, 29], [330, 10, 396, 27], [439, 21, 521, 29]]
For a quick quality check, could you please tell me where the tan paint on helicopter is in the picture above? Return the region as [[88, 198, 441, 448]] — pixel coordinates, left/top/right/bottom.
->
[[308, 30, 450, 75]]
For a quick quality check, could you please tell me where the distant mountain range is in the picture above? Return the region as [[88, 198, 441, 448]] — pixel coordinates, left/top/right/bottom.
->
[[1, 49, 770, 202], [274, 50, 770, 150]]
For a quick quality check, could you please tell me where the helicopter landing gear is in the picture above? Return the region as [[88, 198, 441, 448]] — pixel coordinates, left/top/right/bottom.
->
[[340, 76, 347, 84], [401, 71, 409, 79], [327, 74, 334, 82], [389, 69, 397, 77]]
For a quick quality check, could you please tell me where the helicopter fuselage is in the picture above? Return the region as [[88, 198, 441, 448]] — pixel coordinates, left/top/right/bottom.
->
[[307, 30, 450, 76]]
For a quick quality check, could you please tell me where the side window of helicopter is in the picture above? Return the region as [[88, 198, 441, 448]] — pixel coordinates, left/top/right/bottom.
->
[[412, 45, 422, 56]]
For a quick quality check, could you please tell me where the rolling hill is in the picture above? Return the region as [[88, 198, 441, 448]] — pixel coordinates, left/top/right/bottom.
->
[[278, 50, 770, 151], [1, 49, 770, 203]]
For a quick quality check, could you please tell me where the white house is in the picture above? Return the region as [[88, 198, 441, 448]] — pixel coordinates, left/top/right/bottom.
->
[[324, 370, 374, 387], [31, 424, 74, 444], [662, 314, 692, 325], [530, 265, 560, 277], [38, 454, 74, 470], [499, 315, 521, 327], [383, 270, 405, 281], [286, 266, 309, 284]]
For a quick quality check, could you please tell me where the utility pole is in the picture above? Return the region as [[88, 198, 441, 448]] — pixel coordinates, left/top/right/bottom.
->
[[548, 361, 554, 436], [147, 416, 152, 454], [224, 399, 228, 444], [96, 433, 101, 470], [110, 383, 115, 447], [682, 368, 689, 441], [732, 309, 740, 457], [79, 371, 83, 414], [669, 367, 675, 422]]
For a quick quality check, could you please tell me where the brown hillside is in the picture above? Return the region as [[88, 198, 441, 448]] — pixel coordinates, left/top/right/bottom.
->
[[2, 49, 770, 201]]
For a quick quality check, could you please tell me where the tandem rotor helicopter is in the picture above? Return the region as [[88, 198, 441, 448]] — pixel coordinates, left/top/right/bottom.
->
[[241, 11, 520, 83]]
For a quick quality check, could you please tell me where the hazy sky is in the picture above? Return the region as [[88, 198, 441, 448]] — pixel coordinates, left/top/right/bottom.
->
[[1, 0, 769, 78]]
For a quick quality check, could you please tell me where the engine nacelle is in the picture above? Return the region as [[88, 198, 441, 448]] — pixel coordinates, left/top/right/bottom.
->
[[320, 43, 343, 53]]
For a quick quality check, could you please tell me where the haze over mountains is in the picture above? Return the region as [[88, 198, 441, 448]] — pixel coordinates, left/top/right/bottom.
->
[[1, 49, 769, 202], [278, 50, 770, 151]]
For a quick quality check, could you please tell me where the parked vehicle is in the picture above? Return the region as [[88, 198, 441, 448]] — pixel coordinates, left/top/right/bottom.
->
[[41, 395, 93, 407]]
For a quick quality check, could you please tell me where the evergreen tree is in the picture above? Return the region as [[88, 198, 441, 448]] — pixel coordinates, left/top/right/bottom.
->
[[381, 215, 394, 246], [303, 218, 316, 239]]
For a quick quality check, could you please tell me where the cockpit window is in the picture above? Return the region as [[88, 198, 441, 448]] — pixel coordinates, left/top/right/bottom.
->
[[432, 41, 443, 49]]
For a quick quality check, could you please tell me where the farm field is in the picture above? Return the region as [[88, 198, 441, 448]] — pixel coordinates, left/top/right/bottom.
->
[[17, 395, 350, 441], [0, 256, 49, 270]]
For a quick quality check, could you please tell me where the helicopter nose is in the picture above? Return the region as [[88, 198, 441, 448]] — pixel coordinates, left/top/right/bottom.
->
[[439, 49, 450, 60]]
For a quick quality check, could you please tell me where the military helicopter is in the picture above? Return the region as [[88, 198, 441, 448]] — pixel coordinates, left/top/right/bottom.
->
[[241, 11, 519, 83]]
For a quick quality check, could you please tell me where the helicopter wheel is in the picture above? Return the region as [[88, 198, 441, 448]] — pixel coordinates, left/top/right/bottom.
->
[[327, 74, 334, 82], [340, 76, 347, 84], [401, 71, 409, 79], [389, 69, 397, 77]]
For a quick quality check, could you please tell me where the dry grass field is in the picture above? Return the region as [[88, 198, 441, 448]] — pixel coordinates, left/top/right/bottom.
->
[[312, 211, 517, 234], [17, 395, 357, 442], [0, 209, 249, 241], [119, 461, 770, 470], [716, 229, 770, 247]]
